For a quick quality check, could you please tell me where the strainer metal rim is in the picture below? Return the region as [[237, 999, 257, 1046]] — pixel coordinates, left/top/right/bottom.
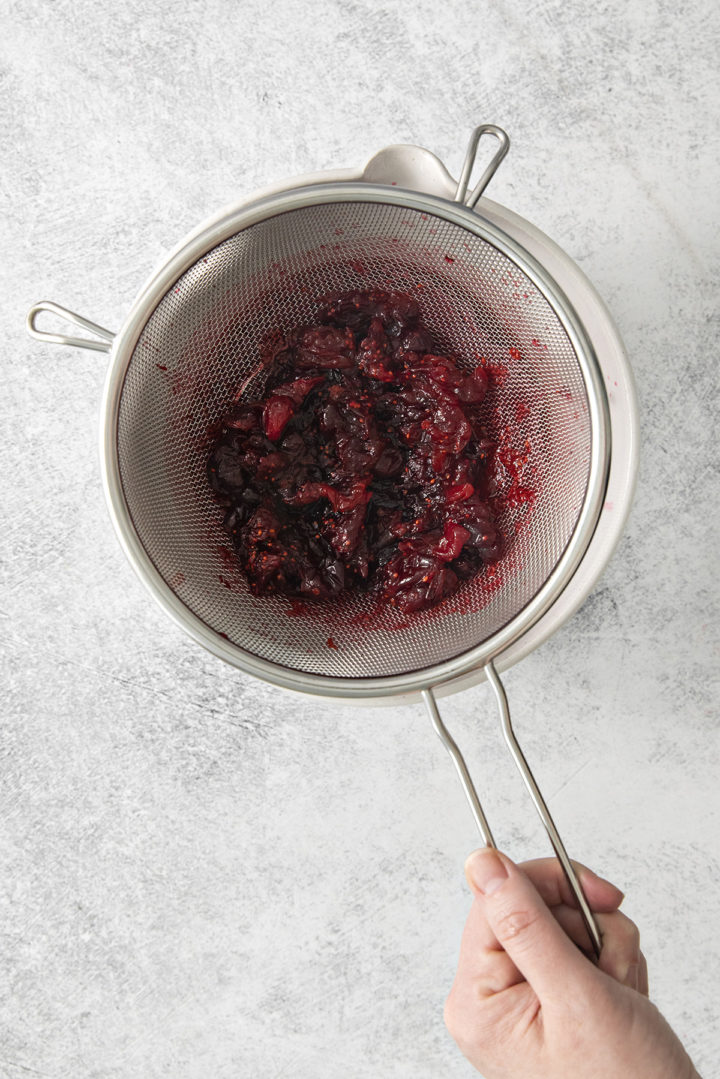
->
[[99, 182, 611, 699]]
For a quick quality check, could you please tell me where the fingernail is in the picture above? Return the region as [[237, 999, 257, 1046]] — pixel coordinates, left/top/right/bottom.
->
[[465, 849, 509, 896], [624, 963, 639, 991]]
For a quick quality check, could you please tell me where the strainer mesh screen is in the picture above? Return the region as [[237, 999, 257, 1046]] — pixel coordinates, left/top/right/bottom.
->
[[117, 201, 591, 678]]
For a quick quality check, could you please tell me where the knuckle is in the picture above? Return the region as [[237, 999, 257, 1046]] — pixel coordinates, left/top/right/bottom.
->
[[443, 989, 471, 1049], [443, 989, 459, 1037], [617, 913, 641, 952], [494, 904, 540, 945]]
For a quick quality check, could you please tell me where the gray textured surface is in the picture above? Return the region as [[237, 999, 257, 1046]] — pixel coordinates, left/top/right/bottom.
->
[[2, 1, 719, 1076]]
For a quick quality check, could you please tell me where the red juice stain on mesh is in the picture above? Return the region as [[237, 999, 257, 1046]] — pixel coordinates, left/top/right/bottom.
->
[[215, 545, 246, 594], [492, 433, 535, 509], [483, 361, 510, 388], [287, 600, 308, 617], [206, 289, 505, 617], [216, 545, 237, 567]]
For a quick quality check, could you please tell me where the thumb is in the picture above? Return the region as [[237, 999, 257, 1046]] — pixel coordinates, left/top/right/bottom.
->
[[465, 847, 592, 999]]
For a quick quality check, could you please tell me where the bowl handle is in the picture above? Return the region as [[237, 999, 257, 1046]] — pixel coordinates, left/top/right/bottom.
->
[[361, 124, 510, 206]]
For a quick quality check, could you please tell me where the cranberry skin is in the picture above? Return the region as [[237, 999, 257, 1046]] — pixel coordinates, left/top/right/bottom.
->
[[257, 451, 289, 481], [377, 549, 460, 613], [274, 376, 324, 404], [290, 480, 370, 513], [330, 503, 367, 558], [456, 498, 502, 561], [436, 522, 471, 561], [263, 396, 295, 440], [329, 482, 371, 512], [446, 483, 475, 503], [399, 328, 433, 354], [223, 503, 252, 534], [297, 325, 355, 369], [419, 354, 465, 390], [225, 403, 262, 431], [207, 444, 246, 495], [423, 406, 472, 453], [458, 366, 489, 404], [389, 293, 420, 330], [358, 318, 397, 382], [374, 445, 404, 477]]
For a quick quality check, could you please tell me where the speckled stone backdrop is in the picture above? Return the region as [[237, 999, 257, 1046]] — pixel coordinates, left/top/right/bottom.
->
[[2, 1, 719, 1076]]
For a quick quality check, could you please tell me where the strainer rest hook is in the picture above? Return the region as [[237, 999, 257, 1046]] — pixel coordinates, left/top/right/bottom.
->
[[454, 124, 510, 207], [26, 300, 115, 353]]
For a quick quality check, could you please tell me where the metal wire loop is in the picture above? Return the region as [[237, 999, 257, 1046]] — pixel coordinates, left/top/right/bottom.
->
[[454, 124, 511, 207]]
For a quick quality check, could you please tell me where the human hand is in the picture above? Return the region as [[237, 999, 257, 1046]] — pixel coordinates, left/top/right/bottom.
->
[[444, 849, 700, 1079]]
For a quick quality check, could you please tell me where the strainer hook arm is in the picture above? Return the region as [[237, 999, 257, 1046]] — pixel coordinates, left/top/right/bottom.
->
[[454, 125, 510, 208], [484, 660, 603, 958], [26, 301, 115, 354], [422, 688, 496, 848]]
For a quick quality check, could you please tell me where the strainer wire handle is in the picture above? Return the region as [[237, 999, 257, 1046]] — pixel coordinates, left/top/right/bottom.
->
[[26, 301, 115, 354], [423, 668, 603, 959], [422, 688, 496, 847], [485, 661, 603, 958]]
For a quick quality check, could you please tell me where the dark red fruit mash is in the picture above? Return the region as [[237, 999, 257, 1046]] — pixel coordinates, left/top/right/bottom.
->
[[207, 290, 501, 614]]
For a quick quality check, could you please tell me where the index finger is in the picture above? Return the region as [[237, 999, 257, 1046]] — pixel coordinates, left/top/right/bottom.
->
[[459, 852, 626, 989], [517, 857, 624, 913]]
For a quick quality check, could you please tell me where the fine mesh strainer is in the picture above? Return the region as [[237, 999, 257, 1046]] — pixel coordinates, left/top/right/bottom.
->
[[28, 126, 612, 956]]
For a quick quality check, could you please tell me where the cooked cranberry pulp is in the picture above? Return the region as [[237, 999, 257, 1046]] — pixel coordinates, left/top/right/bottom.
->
[[207, 290, 501, 614]]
